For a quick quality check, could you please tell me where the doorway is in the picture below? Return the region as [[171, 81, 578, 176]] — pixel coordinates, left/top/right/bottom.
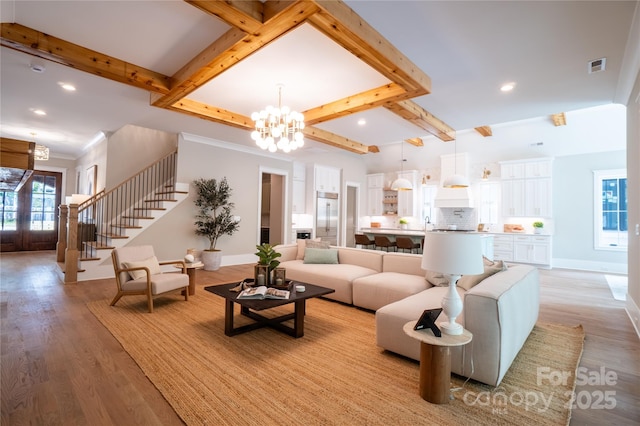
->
[[260, 171, 286, 246], [1, 170, 62, 251]]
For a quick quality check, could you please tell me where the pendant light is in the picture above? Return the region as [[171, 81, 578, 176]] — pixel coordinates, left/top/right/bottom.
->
[[442, 136, 469, 188], [391, 142, 412, 191]]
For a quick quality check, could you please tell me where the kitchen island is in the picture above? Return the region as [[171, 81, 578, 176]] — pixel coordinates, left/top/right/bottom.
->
[[359, 228, 495, 260]]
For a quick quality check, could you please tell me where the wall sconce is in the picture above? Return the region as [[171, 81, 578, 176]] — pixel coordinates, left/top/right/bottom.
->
[[482, 168, 491, 180], [421, 174, 431, 185]]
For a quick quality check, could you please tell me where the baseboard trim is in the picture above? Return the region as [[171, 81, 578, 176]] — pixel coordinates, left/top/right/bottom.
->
[[552, 258, 627, 274], [626, 296, 640, 340]]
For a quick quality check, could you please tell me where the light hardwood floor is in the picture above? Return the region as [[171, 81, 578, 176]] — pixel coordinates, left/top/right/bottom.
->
[[1, 251, 638, 425]]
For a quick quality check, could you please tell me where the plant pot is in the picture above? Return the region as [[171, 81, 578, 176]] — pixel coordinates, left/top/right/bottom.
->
[[201, 249, 222, 271], [534, 228, 542, 234]]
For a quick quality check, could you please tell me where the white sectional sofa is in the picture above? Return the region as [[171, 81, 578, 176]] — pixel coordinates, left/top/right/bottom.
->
[[275, 242, 539, 386]]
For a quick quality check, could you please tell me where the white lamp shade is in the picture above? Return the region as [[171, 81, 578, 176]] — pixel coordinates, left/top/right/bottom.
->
[[442, 174, 470, 188], [421, 233, 484, 275], [391, 177, 413, 191]]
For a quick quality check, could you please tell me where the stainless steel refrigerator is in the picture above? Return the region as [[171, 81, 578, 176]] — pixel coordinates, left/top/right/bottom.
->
[[316, 192, 338, 245]]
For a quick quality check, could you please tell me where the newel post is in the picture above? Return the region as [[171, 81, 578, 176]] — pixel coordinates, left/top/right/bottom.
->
[[56, 204, 68, 263], [65, 203, 79, 284]]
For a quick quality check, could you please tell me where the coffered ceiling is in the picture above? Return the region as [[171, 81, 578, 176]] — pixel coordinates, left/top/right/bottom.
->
[[0, 1, 638, 158]]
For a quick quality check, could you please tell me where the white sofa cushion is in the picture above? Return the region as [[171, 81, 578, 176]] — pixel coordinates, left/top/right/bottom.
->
[[280, 259, 378, 304], [353, 272, 430, 311]]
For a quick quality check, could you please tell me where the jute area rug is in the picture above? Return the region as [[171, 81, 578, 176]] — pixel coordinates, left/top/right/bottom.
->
[[88, 291, 584, 426]]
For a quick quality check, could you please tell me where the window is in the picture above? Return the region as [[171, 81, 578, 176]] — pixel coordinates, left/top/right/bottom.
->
[[594, 169, 627, 251], [421, 184, 438, 226], [0, 191, 18, 230], [30, 174, 57, 231]]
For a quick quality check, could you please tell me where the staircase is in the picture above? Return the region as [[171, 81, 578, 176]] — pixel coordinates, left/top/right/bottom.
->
[[58, 151, 190, 282]]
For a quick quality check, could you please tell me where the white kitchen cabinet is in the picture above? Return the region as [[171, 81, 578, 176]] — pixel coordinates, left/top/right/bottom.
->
[[525, 178, 552, 217], [315, 165, 341, 193], [367, 187, 384, 216], [513, 235, 551, 266], [490, 233, 551, 267], [500, 158, 553, 218], [525, 160, 552, 178], [501, 179, 525, 216], [366, 173, 385, 216], [367, 173, 385, 189], [396, 171, 419, 218], [501, 162, 525, 179], [492, 234, 514, 261]]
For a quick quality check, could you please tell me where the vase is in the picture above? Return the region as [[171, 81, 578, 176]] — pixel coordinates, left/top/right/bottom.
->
[[201, 249, 222, 271]]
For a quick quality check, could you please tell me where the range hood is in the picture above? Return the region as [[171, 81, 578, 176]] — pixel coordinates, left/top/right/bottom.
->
[[433, 187, 474, 208]]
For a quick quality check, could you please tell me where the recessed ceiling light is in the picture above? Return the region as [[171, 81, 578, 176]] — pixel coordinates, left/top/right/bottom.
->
[[500, 82, 516, 92], [59, 82, 76, 91], [32, 109, 47, 116], [358, 118, 366, 126]]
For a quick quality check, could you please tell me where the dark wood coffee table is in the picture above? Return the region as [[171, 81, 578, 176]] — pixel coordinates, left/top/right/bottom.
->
[[205, 282, 335, 338]]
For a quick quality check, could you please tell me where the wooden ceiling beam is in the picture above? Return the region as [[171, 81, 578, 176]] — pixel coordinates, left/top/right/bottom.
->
[[168, 98, 254, 129], [0, 23, 171, 94], [308, 1, 431, 94], [303, 83, 410, 125], [474, 126, 492, 137], [384, 100, 456, 142], [405, 138, 424, 147], [170, 98, 374, 155], [302, 126, 373, 155], [551, 113, 566, 126], [185, 0, 265, 33]]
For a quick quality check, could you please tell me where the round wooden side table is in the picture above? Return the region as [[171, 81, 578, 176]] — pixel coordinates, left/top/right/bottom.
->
[[174, 261, 203, 295], [403, 321, 472, 404]]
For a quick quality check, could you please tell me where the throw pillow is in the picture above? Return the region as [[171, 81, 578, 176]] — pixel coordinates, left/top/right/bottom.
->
[[303, 248, 339, 264], [123, 256, 161, 280], [305, 239, 330, 249], [425, 270, 450, 287], [457, 257, 507, 291], [296, 238, 322, 260]]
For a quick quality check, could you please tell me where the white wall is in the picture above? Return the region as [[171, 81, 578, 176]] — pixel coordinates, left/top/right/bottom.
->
[[552, 151, 626, 271], [105, 124, 177, 189]]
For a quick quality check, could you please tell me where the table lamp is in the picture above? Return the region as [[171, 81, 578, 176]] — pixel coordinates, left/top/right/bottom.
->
[[421, 232, 484, 335]]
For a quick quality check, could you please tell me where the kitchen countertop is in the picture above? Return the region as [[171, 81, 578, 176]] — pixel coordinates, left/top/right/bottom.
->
[[360, 228, 547, 236]]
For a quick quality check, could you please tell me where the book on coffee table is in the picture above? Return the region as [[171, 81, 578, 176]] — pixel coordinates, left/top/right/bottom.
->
[[237, 286, 290, 300]]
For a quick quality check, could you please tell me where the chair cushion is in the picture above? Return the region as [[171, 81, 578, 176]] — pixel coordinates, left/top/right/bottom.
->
[[123, 256, 161, 280], [123, 272, 189, 294]]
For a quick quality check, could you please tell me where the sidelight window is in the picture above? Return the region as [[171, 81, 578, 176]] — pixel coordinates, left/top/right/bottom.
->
[[594, 169, 627, 251]]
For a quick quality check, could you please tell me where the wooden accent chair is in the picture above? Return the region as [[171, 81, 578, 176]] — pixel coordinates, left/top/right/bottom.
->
[[396, 236, 421, 254], [374, 235, 397, 252], [354, 234, 376, 249], [111, 245, 189, 313]]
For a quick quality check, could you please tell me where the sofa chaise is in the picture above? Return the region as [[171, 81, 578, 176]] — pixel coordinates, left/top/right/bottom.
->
[[275, 241, 539, 386]]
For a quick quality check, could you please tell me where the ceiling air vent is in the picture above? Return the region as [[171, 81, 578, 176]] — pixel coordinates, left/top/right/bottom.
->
[[588, 57, 606, 74]]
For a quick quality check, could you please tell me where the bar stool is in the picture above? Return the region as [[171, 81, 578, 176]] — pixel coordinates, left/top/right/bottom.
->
[[374, 235, 397, 252], [396, 236, 421, 254], [355, 234, 376, 249]]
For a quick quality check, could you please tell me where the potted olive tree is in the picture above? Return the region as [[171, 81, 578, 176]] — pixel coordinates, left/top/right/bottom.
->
[[193, 177, 240, 270]]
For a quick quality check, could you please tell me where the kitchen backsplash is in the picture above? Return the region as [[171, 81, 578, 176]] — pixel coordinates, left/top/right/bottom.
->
[[438, 208, 477, 230]]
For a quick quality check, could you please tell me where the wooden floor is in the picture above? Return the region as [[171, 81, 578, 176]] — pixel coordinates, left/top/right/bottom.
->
[[1, 251, 638, 425]]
